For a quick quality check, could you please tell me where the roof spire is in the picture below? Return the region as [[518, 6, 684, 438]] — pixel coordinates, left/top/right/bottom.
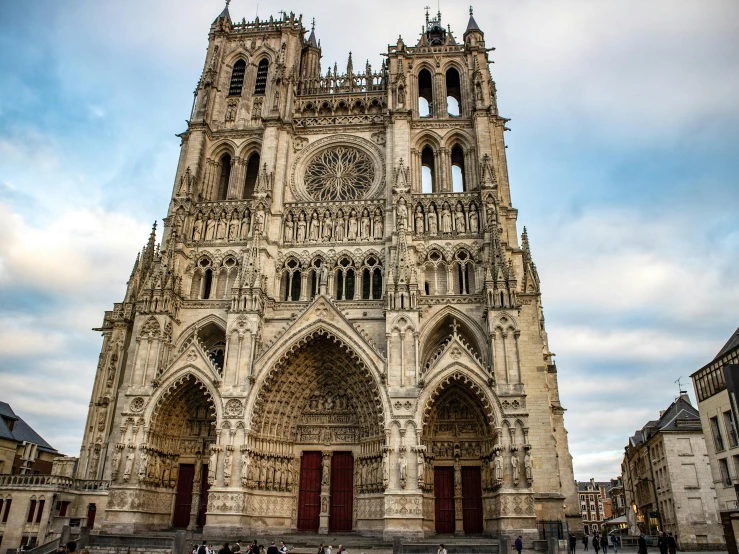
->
[[465, 5, 482, 35], [307, 17, 318, 48]]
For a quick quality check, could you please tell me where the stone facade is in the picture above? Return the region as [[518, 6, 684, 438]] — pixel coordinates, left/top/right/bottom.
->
[[622, 395, 724, 549], [691, 327, 739, 554], [577, 479, 612, 536], [0, 5, 582, 545]]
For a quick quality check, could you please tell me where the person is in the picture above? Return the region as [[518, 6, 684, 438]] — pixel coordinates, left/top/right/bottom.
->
[[278, 542, 290, 554], [327, 547, 333, 554], [610, 534, 618, 554], [65, 543, 77, 554], [267, 542, 279, 554], [592, 535, 600, 554], [233, 544, 241, 553], [249, 541, 259, 554], [582, 535, 589, 552], [601, 534, 608, 553], [437, 545, 447, 554], [337, 546, 346, 554], [80, 549, 90, 554], [317, 543, 326, 554], [569, 533, 577, 554], [515, 536, 523, 554], [657, 532, 666, 554], [638, 534, 648, 554], [218, 542, 232, 554], [666, 533, 676, 554]]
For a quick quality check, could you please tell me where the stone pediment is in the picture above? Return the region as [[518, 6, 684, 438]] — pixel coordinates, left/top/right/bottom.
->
[[426, 334, 485, 377], [165, 340, 222, 386]]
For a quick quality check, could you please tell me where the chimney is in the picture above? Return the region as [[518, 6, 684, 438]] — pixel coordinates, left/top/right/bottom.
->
[[680, 393, 691, 406], [659, 410, 666, 417]]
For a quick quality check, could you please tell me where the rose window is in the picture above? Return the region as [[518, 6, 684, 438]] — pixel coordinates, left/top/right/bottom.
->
[[303, 146, 375, 201]]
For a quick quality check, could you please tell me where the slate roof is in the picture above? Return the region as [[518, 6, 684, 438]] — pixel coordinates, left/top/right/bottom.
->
[[577, 480, 612, 493], [0, 402, 57, 453], [465, 15, 481, 34], [628, 395, 701, 447], [714, 327, 739, 361]]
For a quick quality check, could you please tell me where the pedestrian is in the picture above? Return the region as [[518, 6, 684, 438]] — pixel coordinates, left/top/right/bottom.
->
[[278, 542, 290, 554], [569, 533, 577, 554], [267, 542, 279, 554], [582, 535, 589, 552], [515, 535, 523, 554], [666, 533, 676, 554], [250, 541, 260, 554], [327, 546, 333, 554], [600, 534, 608, 553], [592, 535, 600, 554], [657, 532, 666, 554], [610, 534, 618, 554], [437, 544, 447, 554], [337, 546, 346, 554], [317, 543, 326, 554], [637, 534, 648, 554], [218, 542, 232, 554], [65, 543, 77, 554], [233, 543, 241, 553]]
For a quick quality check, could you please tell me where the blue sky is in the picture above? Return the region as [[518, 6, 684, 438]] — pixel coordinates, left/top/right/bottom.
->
[[0, 0, 737, 480]]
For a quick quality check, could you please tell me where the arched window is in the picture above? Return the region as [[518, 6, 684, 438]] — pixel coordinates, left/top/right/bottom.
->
[[361, 256, 383, 300], [446, 67, 461, 116], [335, 257, 356, 300], [422, 146, 435, 193], [243, 153, 260, 199], [217, 153, 231, 201], [254, 58, 269, 95], [424, 251, 447, 295], [281, 259, 302, 301], [451, 145, 466, 192], [229, 59, 246, 96], [418, 69, 433, 117], [202, 268, 213, 299], [454, 250, 474, 294], [309, 258, 323, 299]]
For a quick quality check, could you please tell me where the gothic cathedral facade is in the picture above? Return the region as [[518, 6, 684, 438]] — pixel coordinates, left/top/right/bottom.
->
[[80, 6, 580, 539]]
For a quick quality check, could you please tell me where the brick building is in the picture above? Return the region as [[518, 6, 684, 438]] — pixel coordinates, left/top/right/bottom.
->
[[578, 479, 612, 536]]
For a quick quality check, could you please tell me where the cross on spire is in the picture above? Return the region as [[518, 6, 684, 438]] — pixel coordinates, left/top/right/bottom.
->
[[311, 17, 315, 32], [225, 0, 231, 7], [470, 5, 474, 16], [424, 6, 430, 25], [450, 318, 460, 336]]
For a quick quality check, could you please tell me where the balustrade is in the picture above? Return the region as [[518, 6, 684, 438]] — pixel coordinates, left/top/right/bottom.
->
[[0, 474, 110, 490]]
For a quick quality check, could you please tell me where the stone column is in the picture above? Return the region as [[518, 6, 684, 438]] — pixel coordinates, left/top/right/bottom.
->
[[454, 458, 464, 535], [501, 332, 510, 384], [514, 330, 522, 385], [319, 451, 332, 534], [188, 455, 203, 531], [399, 331, 406, 387]]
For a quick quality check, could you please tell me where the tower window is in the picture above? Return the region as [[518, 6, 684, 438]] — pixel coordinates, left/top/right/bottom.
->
[[421, 146, 436, 193], [446, 67, 461, 116], [229, 59, 246, 96], [202, 269, 213, 299], [254, 58, 269, 95], [243, 153, 260, 199], [451, 145, 466, 192], [217, 153, 231, 201], [418, 69, 433, 117]]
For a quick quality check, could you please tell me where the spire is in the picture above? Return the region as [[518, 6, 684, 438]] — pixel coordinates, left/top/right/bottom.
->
[[213, 0, 232, 25], [308, 18, 319, 48], [465, 5, 482, 35], [347, 52, 354, 76]]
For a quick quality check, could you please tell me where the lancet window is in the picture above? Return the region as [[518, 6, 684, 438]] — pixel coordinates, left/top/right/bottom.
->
[[243, 152, 260, 199], [217, 153, 231, 201], [281, 258, 302, 301], [453, 249, 475, 295], [421, 146, 436, 194], [446, 67, 461, 116], [335, 257, 356, 301], [418, 69, 433, 117], [451, 145, 466, 192], [424, 251, 447, 295], [308, 258, 324, 299], [229, 59, 246, 96], [361, 256, 383, 300], [254, 58, 269, 95]]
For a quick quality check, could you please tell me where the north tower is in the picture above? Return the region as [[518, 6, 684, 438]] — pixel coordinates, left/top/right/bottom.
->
[[77, 4, 581, 540]]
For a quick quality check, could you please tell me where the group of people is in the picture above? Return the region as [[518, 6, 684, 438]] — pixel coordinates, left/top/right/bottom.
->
[[192, 540, 348, 554], [569, 532, 619, 554], [655, 532, 678, 554]]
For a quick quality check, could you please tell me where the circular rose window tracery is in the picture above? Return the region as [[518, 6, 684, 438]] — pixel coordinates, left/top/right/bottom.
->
[[303, 146, 375, 201]]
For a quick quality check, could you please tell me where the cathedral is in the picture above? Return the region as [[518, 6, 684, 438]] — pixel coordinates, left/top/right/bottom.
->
[[74, 3, 580, 541]]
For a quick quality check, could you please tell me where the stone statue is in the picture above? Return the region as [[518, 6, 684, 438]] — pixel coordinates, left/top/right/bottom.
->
[[275, 460, 283, 490], [397, 84, 405, 105], [321, 211, 333, 240], [205, 215, 216, 240], [399, 455, 407, 488], [348, 209, 359, 239], [228, 216, 239, 241], [223, 449, 232, 485], [469, 208, 479, 233], [216, 213, 227, 239], [455, 204, 466, 233], [111, 447, 122, 480], [428, 206, 438, 235], [138, 451, 148, 481], [254, 205, 265, 233], [417, 452, 425, 488], [240, 453, 250, 485], [453, 459, 462, 489], [335, 211, 346, 241], [382, 451, 390, 487], [192, 215, 203, 241], [373, 208, 383, 239], [309, 212, 320, 241], [494, 452, 503, 481], [321, 496, 328, 513], [283, 213, 294, 243], [511, 451, 520, 482], [208, 449, 218, 484], [322, 458, 330, 485], [123, 452, 134, 482], [320, 263, 329, 286], [296, 212, 307, 243], [414, 206, 424, 234], [441, 204, 453, 233], [524, 451, 533, 482], [240, 212, 250, 239], [360, 209, 371, 239], [396, 198, 408, 229]]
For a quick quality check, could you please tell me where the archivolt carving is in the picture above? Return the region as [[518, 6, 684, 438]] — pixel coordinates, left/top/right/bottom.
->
[[421, 371, 497, 430]]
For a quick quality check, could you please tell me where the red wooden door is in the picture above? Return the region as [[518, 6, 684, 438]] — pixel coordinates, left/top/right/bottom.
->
[[462, 466, 484, 534], [86, 504, 96, 529], [297, 452, 322, 531], [173, 464, 195, 528], [434, 466, 455, 534], [329, 452, 354, 532], [197, 463, 210, 528]]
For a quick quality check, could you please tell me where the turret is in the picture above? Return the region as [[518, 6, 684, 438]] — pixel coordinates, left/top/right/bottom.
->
[[463, 6, 485, 47], [300, 18, 322, 82]]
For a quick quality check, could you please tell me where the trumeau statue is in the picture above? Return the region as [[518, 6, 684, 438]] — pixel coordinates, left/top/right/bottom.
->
[[67, 4, 580, 540]]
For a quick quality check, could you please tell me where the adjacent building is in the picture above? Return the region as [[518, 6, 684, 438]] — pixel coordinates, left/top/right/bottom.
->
[[622, 395, 724, 549], [0, 402, 59, 475], [577, 479, 613, 536], [691, 326, 739, 554]]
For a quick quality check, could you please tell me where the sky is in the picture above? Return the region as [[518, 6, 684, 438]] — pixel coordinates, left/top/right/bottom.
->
[[0, 0, 737, 481]]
